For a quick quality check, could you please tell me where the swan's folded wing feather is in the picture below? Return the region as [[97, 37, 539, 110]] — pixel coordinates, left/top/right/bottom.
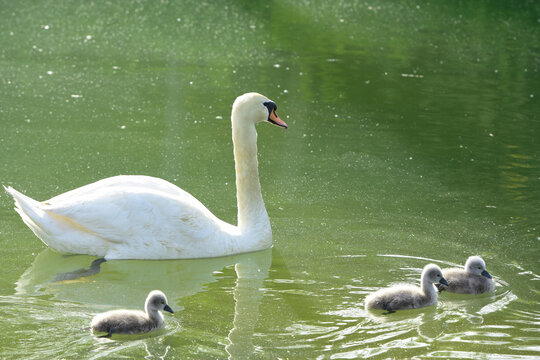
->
[[44, 184, 220, 246], [46, 175, 188, 205]]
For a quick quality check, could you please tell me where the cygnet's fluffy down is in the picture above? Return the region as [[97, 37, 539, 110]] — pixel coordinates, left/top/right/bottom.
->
[[91, 290, 174, 337], [437, 256, 494, 294], [365, 264, 449, 313]]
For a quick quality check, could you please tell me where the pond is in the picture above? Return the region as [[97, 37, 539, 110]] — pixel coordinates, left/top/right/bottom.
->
[[1, 0, 539, 358]]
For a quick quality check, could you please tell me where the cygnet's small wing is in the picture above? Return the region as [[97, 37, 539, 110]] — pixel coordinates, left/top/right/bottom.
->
[[91, 310, 151, 335]]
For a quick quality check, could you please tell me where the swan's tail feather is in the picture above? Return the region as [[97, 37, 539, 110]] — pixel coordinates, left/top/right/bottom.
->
[[4, 186, 52, 242], [4, 186, 109, 256]]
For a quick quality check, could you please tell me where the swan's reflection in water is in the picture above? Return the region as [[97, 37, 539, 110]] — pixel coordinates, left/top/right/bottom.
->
[[226, 260, 267, 359], [16, 248, 271, 359]]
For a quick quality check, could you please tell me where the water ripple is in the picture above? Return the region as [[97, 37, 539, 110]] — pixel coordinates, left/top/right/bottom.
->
[[0, 295, 182, 360]]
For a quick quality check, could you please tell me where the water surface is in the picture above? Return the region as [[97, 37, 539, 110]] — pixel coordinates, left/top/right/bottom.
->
[[1, 1, 539, 359]]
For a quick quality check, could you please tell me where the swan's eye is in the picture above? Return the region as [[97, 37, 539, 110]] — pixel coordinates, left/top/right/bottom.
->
[[263, 101, 277, 114]]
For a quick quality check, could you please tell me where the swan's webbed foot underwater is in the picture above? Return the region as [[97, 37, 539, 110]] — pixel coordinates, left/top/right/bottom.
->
[[90, 258, 107, 270], [98, 328, 115, 338], [52, 257, 107, 282]]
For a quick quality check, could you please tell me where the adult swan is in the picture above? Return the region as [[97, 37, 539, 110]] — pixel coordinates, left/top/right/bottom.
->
[[5, 93, 288, 259]]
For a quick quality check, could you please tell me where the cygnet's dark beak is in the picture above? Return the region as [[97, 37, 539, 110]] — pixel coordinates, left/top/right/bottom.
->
[[439, 277, 449, 286], [481, 270, 492, 279], [164, 305, 174, 314]]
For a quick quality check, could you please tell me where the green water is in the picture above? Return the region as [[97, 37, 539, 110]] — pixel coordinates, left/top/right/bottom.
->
[[1, 0, 539, 358]]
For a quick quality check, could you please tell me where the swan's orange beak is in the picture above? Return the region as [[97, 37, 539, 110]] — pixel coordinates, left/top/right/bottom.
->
[[268, 109, 288, 129]]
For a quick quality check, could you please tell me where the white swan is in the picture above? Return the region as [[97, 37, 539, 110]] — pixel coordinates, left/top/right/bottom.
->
[[91, 290, 174, 337], [4, 92, 288, 259], [437, 256, 495, 294], [365, 264, 449, 313]]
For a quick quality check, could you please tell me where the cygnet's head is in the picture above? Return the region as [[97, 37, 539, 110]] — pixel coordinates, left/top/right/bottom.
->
[[145, 290, 174, 314], [465, 256, 492, 278], [232, 92, 288, 129], [422, 264, 449, 285]]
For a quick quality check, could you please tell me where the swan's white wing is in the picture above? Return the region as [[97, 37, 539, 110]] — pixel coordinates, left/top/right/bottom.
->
[[7, 175, 240, 258], [46, 175, 189, 205], [44, 176, 220, 245]]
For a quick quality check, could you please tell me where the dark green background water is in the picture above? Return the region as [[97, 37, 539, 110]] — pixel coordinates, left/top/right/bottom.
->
[[1, 1, 539, 358]]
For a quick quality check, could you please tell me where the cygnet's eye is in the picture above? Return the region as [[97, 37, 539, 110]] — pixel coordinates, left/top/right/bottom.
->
[[437, 274, 441, 277]]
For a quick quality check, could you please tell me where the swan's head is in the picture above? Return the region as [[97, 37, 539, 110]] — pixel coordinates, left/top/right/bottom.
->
[[146, 290, 174, 314], [232, 92, 288, 129], [465, 256, 492, 278], [422, 264, 449, 285]]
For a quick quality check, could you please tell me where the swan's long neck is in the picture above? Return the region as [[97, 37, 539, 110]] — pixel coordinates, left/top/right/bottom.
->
[[421, 278, 437, 302], [145, 304, 164, 325], [232, 111, 271, 240]]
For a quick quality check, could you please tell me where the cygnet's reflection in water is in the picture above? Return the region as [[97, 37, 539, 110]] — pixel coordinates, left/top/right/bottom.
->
[[15, 248, 272, 359]]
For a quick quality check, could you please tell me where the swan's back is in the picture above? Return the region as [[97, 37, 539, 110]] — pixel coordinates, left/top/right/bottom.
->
[[91, 310, 157, 335], [91, 290, 173, 336], [7, 175, 238, 259], [365, 264, 446, 312], [439, 256, 494, 294], [47, 175, 191, 203], [441, 268, 494, 294], [365, 284, 432, 310]]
